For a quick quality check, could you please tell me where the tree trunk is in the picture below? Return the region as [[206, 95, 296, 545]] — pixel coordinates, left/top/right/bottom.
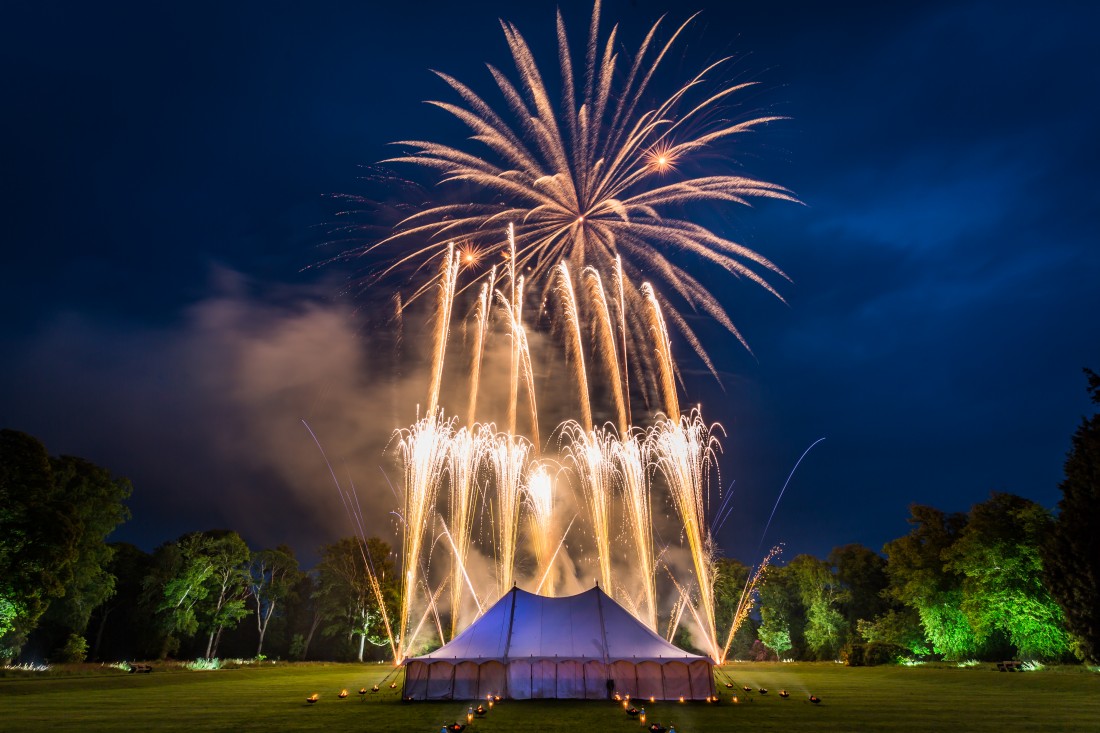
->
[[301, 611, 321, 661], [91, 606, 112, 661], [212, 626, 225, 658], [205, 630, 216, 659], [358, 632, 366, 663]]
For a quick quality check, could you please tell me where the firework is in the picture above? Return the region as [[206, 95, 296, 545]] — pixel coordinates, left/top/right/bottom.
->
[[524, 462, 556, 596], [648, 409, 722, 661], [485, 430, 531, 595], [395, 412, 453, 660], [376, 0, 795, 374]]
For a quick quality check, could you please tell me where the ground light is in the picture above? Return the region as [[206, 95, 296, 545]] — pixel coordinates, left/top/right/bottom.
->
[[778, 690, 790, 698], [809, 695, 821, 704], [338, 688, 348, 699], [305, 693, 319, 704]]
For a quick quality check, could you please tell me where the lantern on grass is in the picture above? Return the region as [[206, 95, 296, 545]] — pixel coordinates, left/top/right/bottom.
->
[[338, 689, 349, 699], [390, 682, 397, 689], [306, 693, 320, 704], [778, 690, 790, 699], [809, 695, 821, 704], [467, 707, 474, 724], [358, 688, 367, 699], [678, 695, 684, 703], [371, 685, 380, 692], [639, 708, 646, 725]]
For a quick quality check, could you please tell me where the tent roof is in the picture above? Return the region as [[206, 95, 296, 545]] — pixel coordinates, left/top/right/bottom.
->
[[408, 586, 710, 664]]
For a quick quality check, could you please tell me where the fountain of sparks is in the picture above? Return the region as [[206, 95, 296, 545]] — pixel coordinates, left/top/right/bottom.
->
[[363, 1, 797, 665]]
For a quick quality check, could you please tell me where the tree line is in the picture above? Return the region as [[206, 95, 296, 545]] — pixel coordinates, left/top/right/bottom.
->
[[2, 370, 1097, 665]]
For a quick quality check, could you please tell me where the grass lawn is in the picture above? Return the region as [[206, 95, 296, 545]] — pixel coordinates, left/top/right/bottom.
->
[[1, 661, 1097, 732]]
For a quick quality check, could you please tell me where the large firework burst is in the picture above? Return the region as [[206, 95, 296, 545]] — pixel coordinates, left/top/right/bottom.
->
[[374, 0, 796, 375]]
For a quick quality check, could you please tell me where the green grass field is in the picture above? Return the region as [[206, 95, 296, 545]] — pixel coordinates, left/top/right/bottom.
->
[[1, 662, 1097, 732]]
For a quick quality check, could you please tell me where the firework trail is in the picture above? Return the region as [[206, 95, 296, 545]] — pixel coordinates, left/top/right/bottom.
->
[[648, 409, 722, 661], [445, 425, 480, 638], [555, 263, 593, 432], [395, 413, 454, 660], [428, 244, 459, 415], [524, 461, 556, 596], [583, 267, 628, 433], [485, 430, 531, 596], [615, 432, 657, 629], [719, 544, 782, 663], [562, 421, 618, 597]]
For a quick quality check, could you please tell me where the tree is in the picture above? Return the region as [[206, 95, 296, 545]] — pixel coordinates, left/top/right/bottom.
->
[[148, 534, 215, 657], [315, 537, 397, 662], [1044, 368, 1100, 663], [829, 544, 891, 635], [712, 557, 757, 660], [195, 531, 251, 659], [0, 430, 78, 660], [37, 456, 131, 656], [146, 530, 251, 659], [88, 543, 156, 660], [945, 493, 1071, 659], [883, 505, 978, 659], [248, 546, 300, 657], [756, 563, 804, 660], [787, 554, 846, 660]]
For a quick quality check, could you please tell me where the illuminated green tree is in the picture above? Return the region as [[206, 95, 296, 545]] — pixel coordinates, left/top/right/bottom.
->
[[1044, 368, 1100, 663], [883, 505, 979, 659], [757, 564, 804, 659], [945, 493, 1071, 659], [315, 537, 398, 662], [712, 557, 757, 659], [195, 531, 251, 659], [788, 554, 846, 659]]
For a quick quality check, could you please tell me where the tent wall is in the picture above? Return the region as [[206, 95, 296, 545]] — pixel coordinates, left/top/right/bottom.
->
[[610, 660, 639, 698], [404, 661, 429, 699], [404, 658, 714, 700], [635, 661, 663, 700], [453, 661, 480, 700], [583, 661, 608, 700], [555, 660, 582, 698], [426, 661, 455, 700], [532, 660, 557, 698], [688, 660, 715, 699], [507, 659, 533, 699], [477, 661, 506, 699], [661, 661, 691, 700]]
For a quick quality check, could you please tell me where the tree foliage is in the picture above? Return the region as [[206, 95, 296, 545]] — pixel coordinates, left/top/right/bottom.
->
[[0, 431, 130, 660], [314, 537, 397, 662], [1044, 368, 1100, 663], [787, 555, 846, 660], [946, 493, 1071, 659], [248, 545, 301, 657], [756, 564, 803, 659], [883, 505, 977, 659]]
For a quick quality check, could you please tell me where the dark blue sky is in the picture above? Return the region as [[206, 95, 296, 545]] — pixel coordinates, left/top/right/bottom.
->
[[2, 0, 1097, 565]]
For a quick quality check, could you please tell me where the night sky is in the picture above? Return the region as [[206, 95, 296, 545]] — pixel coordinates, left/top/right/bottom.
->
[[2, 0, 1097, 566]]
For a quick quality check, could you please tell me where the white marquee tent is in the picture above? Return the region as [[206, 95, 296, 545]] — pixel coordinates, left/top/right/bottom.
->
[[403, 586, 715, 700]]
